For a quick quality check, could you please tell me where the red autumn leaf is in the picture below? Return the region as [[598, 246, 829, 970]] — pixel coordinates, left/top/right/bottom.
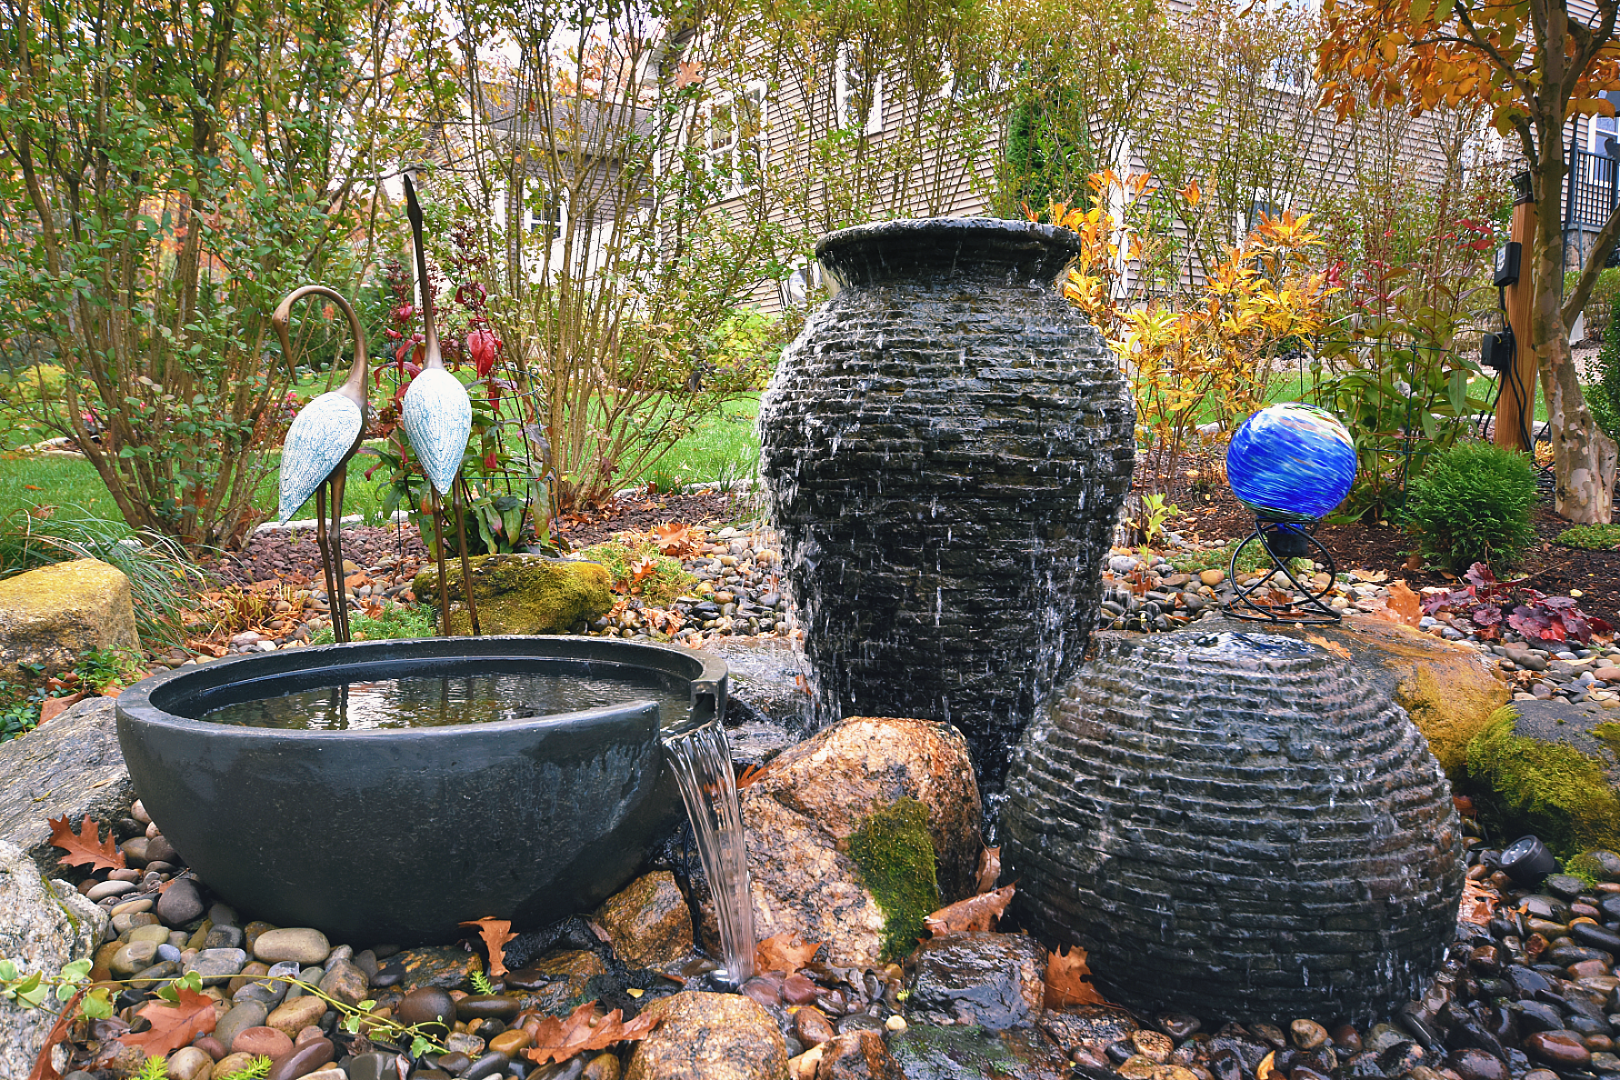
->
[[1044, 945, 1108, 1009], [461, 917, 518, 978], [1459, 879, 1497, 927], [652, 523, 697, 557], [47, 815, 126, 873], [28, 987, 82, 1080], [39, 693, 85, 726], [523, 1002, 659, 1066], [116, 988, 218, 1057], [736, 763, 771, 790], [467, 328, 500, 377], [755, 932, 820, 974], [923, 883, 1015, 936]]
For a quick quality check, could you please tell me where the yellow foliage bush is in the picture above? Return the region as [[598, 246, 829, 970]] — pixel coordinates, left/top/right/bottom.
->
[[1046, 172, 1336, 505]]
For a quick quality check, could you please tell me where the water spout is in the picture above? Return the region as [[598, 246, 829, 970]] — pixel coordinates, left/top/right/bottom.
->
[[664, 723, 756, 985]]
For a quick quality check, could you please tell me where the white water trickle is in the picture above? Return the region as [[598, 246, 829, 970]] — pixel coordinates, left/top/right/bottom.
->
[[663, 723, 755, 986]]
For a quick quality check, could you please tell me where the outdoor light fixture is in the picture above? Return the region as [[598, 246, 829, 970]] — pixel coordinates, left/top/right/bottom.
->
[[1223, 402, 1356, 624], [1500, 834, 1558, 888]]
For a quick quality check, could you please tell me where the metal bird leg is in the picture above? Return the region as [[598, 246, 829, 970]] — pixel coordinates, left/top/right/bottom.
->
[[430, 491, 452, 635], [453, 478, 482, 636], [313, 485, 347, 643], [329, 464, 352, 643]]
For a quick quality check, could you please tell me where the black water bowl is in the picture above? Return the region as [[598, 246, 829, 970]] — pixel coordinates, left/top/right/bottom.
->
[[115, 636, 726, 944]]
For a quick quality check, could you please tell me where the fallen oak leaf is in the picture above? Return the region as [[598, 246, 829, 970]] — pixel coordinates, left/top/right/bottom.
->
[[461, 917, 518, 978], [116, 987, 217, 1057], [923, 883, 1015, 935], [973, 846, 1001, 895], [755, 932, 821, 974], [523, 1002, 659, 1066], [1044, 944, 1108, 1008], [39, 694, 85, 726], [736, 762, 772, 789], [47, 815, 125, 873], [1304, 634, 1351, 660], [1459, 879, 1497, 927], [27, 987, 82, 1080]]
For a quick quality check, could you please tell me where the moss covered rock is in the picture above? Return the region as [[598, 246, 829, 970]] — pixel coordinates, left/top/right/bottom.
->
[[411, 554, 612, 635], [1287, 615, 1510, 778], [847, 797, 941, 961], [1466, 703, 1620, 858], [0, 559, 138, 677]]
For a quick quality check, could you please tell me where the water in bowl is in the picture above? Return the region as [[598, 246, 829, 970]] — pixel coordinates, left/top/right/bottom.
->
[[199, 670, 693, 731]]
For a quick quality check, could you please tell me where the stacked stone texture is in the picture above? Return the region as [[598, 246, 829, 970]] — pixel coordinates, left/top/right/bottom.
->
[[760, 219, 1134, 790], [1003, 627, 1465, 1022]]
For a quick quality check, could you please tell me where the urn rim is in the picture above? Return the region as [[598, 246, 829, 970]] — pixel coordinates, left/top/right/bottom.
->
[[814, 217, 1084, 289]]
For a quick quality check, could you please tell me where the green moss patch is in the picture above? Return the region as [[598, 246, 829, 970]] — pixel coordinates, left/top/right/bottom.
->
[[1558, 523, 1620, 551], [847, 797, 940, 963], [1466, 706, 1620, 858]]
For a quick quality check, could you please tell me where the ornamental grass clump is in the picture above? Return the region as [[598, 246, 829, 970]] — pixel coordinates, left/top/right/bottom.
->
[[1403, 440, 1537, 572]]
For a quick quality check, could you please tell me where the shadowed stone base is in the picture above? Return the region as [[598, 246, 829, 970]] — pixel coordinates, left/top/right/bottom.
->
[[1003, 624, 1464, 1023]]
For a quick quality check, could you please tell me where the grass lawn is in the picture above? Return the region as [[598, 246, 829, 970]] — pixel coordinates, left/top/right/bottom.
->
[[0, 391, 765, 544]]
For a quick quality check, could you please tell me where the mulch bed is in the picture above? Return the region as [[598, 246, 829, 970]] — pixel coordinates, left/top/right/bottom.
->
[[1158, 455, 1620, 630]]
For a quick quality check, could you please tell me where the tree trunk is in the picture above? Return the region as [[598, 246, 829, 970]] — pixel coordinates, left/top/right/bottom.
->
[[1529, 171, 1618, 522]]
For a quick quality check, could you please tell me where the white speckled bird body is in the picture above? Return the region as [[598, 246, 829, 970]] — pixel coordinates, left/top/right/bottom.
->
[[278, 391, 365, 522], [402, 367, 472, 495]]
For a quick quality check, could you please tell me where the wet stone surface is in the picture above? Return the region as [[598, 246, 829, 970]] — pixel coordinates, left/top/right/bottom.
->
[[759, 219, 1134, 792], [1003, 623, 1465, 1022]]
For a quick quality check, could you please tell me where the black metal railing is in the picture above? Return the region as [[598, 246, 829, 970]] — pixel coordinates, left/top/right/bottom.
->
[[1567, 147, 1620, 230]]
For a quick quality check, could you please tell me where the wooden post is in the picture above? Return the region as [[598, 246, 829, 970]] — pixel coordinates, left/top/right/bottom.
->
[[1495, 172, 1538, 452]]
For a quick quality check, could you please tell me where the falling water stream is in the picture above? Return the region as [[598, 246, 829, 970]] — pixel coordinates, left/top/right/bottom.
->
[[663, 722, 756, 986]]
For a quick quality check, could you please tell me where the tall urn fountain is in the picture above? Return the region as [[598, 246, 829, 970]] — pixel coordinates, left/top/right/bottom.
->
[[760, 218, 1133, 789]]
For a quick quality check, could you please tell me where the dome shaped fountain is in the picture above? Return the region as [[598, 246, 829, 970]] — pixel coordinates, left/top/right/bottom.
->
[[1002, 623, 1464, 1022]]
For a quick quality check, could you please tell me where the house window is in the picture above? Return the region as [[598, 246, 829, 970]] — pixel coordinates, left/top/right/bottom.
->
[[779, 259, 824, 309], [700, 81, 766, 196], [1243, 189, 1289, 235], [1588, 92, 1620, 183], [835, 44, 884, 135], [526, 187, 565, 243]]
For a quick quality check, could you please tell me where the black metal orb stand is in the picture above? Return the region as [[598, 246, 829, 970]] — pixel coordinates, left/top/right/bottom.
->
[[1224, 516, 1340, 624]]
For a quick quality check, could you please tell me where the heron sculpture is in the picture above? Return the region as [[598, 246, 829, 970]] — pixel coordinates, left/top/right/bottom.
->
[[402, 173, 482, 636], [272, 286, 369, 644]]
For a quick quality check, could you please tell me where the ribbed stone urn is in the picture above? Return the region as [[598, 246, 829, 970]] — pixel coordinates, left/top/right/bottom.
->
[[1002, 623, 1464, 1022], [759, 218, 1133, 791]]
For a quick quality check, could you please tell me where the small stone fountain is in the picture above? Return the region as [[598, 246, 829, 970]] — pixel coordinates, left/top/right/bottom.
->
[[1002, 623, 1465, 1021], [760, 218, 1133, 791]]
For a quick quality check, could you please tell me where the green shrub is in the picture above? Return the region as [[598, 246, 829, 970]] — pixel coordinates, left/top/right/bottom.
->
[[309, 604, 436, 646], [1569, 267, 1620, 341], [1402, 440, 1537, 571], [1559, 523, 1620, 550], [1589, 310, 1620, 444]]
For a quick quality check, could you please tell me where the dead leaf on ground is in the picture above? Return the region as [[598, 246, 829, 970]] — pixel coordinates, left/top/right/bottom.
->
[[1304, 634, 1351, 660], [116, 988, 218, 1057], [974, 846, 1001, 895], [1351, 569, 1389, 583], [461, 917, 519, 978], [736, 762, 772, 789], [924, 883, 1015, 936], [38, 694, 85, 726], [523, 1002, 660, 1066], [652, 522, 698, 558], [756, 932, 821, 974], [1385, 580, 1422, 626], [28, 987, 82, 1080], [1044, 944, 1108, 1008], [1459, 878, 1497, 927], [48, 814, 125, 873]]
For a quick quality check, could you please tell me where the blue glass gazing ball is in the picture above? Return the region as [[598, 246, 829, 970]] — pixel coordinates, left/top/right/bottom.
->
[[1226, 403, 1356, 521]]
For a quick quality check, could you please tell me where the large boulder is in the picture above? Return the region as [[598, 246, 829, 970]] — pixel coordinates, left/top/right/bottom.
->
[[736, 717, 981, 970], [0, 698, 132, 873], [1296, 614, 1510, 778], [1466, 700, 1620, 857], [624, 991, 788, 1080], [0, 560, 138, 678], [0, 840, 109, 1080], [411, 554, 612, 635]]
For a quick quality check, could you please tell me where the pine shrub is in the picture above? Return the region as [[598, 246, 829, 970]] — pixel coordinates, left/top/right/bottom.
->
[[1403, 440, 1537, 571]]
